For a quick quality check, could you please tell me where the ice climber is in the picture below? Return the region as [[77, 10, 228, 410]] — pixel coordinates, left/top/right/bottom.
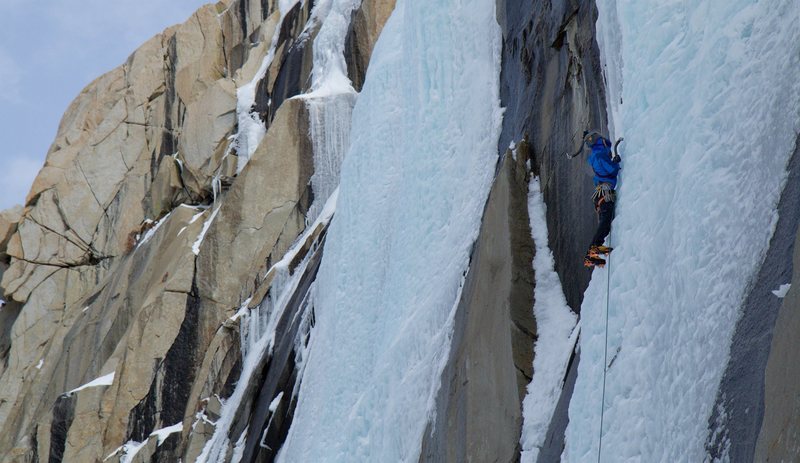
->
[[581, 131, 621, 268]]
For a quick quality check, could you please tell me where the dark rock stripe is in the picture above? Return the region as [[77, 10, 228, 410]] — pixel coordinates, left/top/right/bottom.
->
[[706, 134, 800, 461]]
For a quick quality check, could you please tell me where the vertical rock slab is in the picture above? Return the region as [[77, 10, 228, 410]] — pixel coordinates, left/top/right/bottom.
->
[[196, 97, 313, 309], [420, 149, 536, 462], [755, 224, 800, 461], [497, 0, 607, 312], [344, 0, 398, 91]]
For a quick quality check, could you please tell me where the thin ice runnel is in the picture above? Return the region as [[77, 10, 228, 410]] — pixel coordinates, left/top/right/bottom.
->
[[519, 175, 579, 463], [294, 0, 361, 223], [195, 254, 314, 463], [195, 192, 337, 463], [233, 0, 303, 173]]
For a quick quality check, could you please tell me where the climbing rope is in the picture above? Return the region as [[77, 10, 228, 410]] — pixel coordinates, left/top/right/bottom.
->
[[597, 239, 612, 463]]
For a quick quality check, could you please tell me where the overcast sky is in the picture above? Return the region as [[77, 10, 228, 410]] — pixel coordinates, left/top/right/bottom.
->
[[0, 0, 208, 211]]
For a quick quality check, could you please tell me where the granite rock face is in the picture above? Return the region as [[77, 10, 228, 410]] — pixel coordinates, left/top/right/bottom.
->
[[755, 228, 800, 462], [0, 0, 614, 460], [13, 0, 796, 462], [0, 0, 393, 461], [420, 145, 536, 463]]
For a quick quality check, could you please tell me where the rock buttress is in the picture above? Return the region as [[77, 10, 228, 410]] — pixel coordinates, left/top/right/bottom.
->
[[420, 147, 536, 463]]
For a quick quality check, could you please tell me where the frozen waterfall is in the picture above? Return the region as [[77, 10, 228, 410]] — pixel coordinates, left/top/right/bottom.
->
[[277, 0, 504, 460], [565, 1, 800, 461]]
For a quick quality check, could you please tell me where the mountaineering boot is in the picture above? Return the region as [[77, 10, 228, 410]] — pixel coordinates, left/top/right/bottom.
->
[[589, 245, 613, 257], [584, 254, 606, 268]]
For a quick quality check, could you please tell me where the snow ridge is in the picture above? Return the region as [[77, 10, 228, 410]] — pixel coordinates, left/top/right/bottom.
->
[[277, 0, 504, 460], [520, 176, 579, 462], [566, 1, 800, 461]]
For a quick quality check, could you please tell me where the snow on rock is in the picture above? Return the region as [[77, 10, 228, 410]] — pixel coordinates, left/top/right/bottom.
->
[[295, 0, 361, 223], [151, 422, 183, 446], [136, 212, 172, 249], [268, 391, 284, 413], [196, 192, 335, 462], [192, 206, 220, 256], [234, 2, 302, 173], [567, 1, 800, 461], [67, 372, 115, 395], [772, 283, 791, 298], [105, 423, 179, 463], [276, 0, 504, 459], [520, 176, 579, 463]]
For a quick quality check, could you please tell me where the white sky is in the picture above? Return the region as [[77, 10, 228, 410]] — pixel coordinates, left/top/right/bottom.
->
[[0, 0, 209, 211]]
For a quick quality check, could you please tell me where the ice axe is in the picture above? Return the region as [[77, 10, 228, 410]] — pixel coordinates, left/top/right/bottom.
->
[[565, 130, 624, 160]]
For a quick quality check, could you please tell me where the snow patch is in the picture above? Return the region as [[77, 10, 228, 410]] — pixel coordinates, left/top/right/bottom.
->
[[269, 391, 284, 413], [151, 422, 183, 446], [520, 175, 579, 463], [772, 283, 791, 298], [137, 212, 172, 249], [67, 372, 115, 395], [232, 2, 301, 173], [192, 206, 221, 256]]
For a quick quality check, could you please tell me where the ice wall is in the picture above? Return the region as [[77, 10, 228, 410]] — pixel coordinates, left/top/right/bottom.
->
[[301, 0, 362, 223], [277, 0, 503, 459], [566, 1, 800, 461]]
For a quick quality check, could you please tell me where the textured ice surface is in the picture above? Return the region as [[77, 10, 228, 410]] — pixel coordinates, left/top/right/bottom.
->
[[277, 0, 503, 460], [566, 1, 800, 461], [297, 0, 360, 223], [520, 176, 579, 463]]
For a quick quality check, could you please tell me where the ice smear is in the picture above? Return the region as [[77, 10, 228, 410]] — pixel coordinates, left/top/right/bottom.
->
[[519, 175, 579, 463], [67, 372, 115, 395], [566, 1, 800, 461], [772, 283, 791, 298], [104, 423, 179, 463], [151, 422, 183, 446], [293, 0, 360, 223], [268, 391, 284, 412], [136, 211, 172, 248], [233, 0, 302, 173], [192, 206, 220, 256], [196, 192, 336, 463], [231, 425, 248, 463], [276, 0, 504, 460]]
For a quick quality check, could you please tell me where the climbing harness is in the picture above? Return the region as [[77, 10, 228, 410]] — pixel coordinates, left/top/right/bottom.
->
[[592, 183, 616, 211]]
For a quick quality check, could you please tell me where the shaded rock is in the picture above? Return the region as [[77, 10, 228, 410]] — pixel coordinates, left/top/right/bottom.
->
[[706, 136, 800, 461], [0, 206, 22, 254], [344, 0, 398, 91], [420, 148, 536, 462], [197, 97, 313, 309], [178, 78, 237, 188], [754, 211, 800, 462], [497, 0, 607, 313]]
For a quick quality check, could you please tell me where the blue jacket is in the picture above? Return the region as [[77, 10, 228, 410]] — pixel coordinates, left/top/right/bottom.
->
[[588, 137, 620, 187]]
